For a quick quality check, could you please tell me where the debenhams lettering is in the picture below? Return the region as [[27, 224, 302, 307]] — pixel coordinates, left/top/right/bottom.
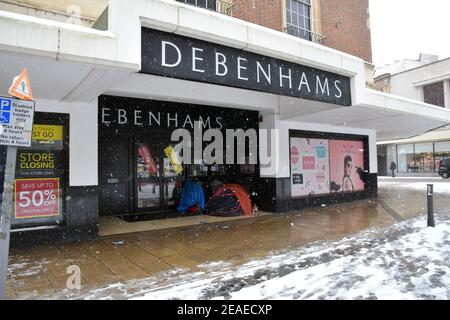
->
[[141, 28, 352, 106], [101, 108, 223, 129]]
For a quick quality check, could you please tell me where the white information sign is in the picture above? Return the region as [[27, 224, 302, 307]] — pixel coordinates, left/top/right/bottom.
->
[[0, 96, 35, 147]]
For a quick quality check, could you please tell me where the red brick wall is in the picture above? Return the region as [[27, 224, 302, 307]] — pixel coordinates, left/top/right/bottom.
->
[[319, 0, 373, 62], [230, 0, 372, 62], [232, 0, 283, 32]]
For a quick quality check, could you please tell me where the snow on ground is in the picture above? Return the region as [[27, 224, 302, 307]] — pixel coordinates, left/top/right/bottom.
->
[[30, 187, 450, 300], [83, 211, 448, 301], [228, 220, 450, 300], [31, 212, 449, 300], [378, 179, 450, 194]]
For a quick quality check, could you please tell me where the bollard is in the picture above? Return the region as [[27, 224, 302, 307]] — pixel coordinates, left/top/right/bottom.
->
[[427, 184, 435, 227]]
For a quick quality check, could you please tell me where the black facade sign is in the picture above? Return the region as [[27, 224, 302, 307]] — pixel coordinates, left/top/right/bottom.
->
[[141, 28, 352, 106], [99, 95, 259, 135]]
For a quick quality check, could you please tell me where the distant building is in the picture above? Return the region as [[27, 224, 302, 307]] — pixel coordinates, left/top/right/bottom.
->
[[375, 55, 450, 176]]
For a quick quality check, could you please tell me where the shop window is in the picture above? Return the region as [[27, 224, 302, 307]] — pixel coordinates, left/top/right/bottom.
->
[[190, 161, 209, 177], [434, 141, 450, 171], [414, 142, 434, 173], [211, 164, 226, 176], [12, 114, 69, 228], [423, 82, 445, 107], [397, 144, 415, 173]]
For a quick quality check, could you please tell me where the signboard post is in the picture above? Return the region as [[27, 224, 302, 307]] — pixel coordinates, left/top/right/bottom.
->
[[0, 96, 35, 300]]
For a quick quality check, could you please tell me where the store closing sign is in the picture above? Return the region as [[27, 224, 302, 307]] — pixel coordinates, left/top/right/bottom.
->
[[32, 125, 63, 148], [141, 28, 352, 106], [13, 124, 64, 220], [16, 151, 61, 178]]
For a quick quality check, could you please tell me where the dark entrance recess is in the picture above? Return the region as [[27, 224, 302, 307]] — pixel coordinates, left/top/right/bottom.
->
[[98, 95, 260, 218]]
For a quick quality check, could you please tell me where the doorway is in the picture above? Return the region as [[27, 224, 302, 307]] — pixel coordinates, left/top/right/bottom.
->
[[98, 136, 184, 216], [134, 140, 183, 213], [98, 95, 261, 218]]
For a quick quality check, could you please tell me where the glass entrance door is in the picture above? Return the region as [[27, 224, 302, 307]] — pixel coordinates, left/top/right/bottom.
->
[[136, 142, 161, 211], [135, 141, 183, 212]]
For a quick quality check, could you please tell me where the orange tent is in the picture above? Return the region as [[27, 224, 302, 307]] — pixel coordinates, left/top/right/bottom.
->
[[211, 184, 253, 216]]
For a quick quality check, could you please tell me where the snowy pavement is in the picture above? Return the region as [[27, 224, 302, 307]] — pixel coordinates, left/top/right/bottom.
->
[[8, 179, 450, 300], [378, 178, 450, 194], [125, 214, 450, 300], [62, 210, 450, 300], [227, 218, 450, 300]]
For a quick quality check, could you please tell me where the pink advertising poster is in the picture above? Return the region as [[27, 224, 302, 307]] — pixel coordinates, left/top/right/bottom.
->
[[329, 140, 365, 193], [290, 138, 330, 197]]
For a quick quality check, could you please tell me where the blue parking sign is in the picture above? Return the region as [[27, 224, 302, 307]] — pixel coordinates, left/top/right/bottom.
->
[[0, 98, 12, 111], [0, 98, 12, 124]]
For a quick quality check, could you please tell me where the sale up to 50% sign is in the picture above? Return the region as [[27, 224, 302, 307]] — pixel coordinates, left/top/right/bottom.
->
[[14, 178, 60, 219]]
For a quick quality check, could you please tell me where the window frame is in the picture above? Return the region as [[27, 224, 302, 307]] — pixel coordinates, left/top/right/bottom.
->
[[286, 0, 313, 41]]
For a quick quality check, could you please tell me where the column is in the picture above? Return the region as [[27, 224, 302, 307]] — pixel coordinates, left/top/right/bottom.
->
[[444, 79, 450, 109]]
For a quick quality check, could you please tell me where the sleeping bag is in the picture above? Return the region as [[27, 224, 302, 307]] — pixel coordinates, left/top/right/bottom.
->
[[176, 181, 206, 213]]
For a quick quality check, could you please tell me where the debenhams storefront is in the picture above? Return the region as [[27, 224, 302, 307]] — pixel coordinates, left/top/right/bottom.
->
[[1, 0, 449, 241]]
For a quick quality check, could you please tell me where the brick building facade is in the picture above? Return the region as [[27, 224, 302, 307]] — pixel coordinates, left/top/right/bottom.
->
[[231, 0, 373, 63], [232, 0, 283, 32], [2, 0, 373, 62], [318, 0, 372, 63]]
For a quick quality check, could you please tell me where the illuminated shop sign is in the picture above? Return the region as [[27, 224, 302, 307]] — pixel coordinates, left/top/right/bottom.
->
[[141, 28, 352, 106]]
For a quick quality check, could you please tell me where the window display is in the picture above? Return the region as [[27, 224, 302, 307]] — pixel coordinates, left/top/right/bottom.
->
[[396, 141, 450, 174], [329, 140, 365, 193], [414, 143, 434, 173], [290, 138, 330, 197], [290, 134, 366, 198], [434, 141, 450, 171], [136, 143, 161, 209], [397, 144, 415, 173]]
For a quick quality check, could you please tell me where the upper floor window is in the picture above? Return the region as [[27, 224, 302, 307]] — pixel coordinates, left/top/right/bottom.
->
[[176, 0, 233, 16], [177, 0, 217, 11], [423, 82, 445, 107], [286, 0, 312, 41]]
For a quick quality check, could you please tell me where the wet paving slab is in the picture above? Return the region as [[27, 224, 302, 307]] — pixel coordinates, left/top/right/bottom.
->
[[6, 184, 450, 300]]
